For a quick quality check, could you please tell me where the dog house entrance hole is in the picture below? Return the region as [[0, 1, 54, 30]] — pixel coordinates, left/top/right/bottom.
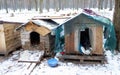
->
[[80, 28, 91, 49], [30, 32, 40, 46]]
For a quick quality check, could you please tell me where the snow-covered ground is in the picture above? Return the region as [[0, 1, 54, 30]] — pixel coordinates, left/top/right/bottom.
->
[[19, 50, 44, 62], [0, 8, 114, 22], [0, 50, 120, 75], [0, 9, 117, 75]]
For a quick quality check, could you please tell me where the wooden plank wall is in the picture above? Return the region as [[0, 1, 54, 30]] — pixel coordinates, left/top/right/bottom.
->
[[91, 26, 103, 55], [4, 23, 21, 54], [65, 26, 103, 55], [21, 30, 51, 51], [48, 34, 55, 50], [21, 22, 53, 51], [0, 25, 6, 54], [40, 34, 50, 50], [21, 31, 30, 50], [65, 32, 76, 54]]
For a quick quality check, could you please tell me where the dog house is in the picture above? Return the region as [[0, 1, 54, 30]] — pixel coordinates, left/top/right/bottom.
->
[[16, 19, 60, 55], [0, 21, 22, 55], [59, 12, 116, 55]]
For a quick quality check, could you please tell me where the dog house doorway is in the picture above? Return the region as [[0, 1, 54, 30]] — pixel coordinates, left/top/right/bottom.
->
[[30, 31, 40, 46], [80, 28, 92, 50]]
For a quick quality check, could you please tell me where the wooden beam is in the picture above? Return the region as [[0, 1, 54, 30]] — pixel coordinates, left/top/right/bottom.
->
[[32, 16, 71, 20]]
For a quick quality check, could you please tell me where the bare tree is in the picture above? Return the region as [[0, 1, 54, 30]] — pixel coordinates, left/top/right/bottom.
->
[[54, 0, 59, 11], [45, 0, 49, 12], [39, 0, 43, 13], [0, 0, 1, 10], [12, 0, 16, 12], [35, 0, 38, 11], [0, 0, 115, 13], [104, 0, 108, 9], [109, 0, 113, 10], [98, 0, 104, 9], [4, 0, 8, 13], [113, 0, 120, 51], [28, 0, 31, 10], [76, 0, 79, 10], [58, 0, 61, 10]]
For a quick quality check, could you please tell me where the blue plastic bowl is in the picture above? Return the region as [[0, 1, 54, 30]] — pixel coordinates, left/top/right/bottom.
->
[[47, 58, 58, 67]]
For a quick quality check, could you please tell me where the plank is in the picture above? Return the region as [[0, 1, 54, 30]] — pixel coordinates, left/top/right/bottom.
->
[[28, 63, 36, 74], [32, 16, 71, 20], [59, 54, 106, 64], [18, 50, 44, 63], [18, 50, 44, 75], [91, 26, 103, 55], [60, 55, 105, 60]]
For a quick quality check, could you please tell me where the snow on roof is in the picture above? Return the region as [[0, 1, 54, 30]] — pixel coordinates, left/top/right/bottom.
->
[[31, 19, 59, 30], [0, 16, 29, 24], [60, 9, 112, 27], [19, 18, 68, 30], [32, 16, 70, 25], [51, 19, 68, 25]]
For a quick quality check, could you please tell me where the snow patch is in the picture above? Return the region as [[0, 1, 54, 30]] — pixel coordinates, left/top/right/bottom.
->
[[19, 50, 44, 62]]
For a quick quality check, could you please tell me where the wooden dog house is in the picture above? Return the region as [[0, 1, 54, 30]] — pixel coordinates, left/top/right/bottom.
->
[[0, 21, 22, 55], [57, 11, 116, 63], [16, 20, 59, 55], [62, 13, 104, 55]]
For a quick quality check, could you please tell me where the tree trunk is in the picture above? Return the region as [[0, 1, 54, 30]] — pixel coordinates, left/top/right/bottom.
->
[[28, 0, 31, 10], [98, 0, 104, 10], [39, 0, 43, 13], [19, 0, 22, 12], [4, 0, 8, 13], [46, 0, 49, 12], [113, 0, 120, 50], [35, 0, 38, 11], [76, 0, 79, 10], [55, 0, 59, 12], [12, 0, 16, 12], [58, 0, 61, 10], [104, 0, 108, 9], [73, 0, 75, 10], [109, 0, 113, 10]]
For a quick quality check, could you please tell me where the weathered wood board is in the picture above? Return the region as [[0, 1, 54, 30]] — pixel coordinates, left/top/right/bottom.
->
[[18, 50, 44, 63], [0, 23, 21, 55], [58, 54, 106, 64]]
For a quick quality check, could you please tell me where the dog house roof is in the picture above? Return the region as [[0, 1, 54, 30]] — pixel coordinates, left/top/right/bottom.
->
[[23, 18, 67, 30], [15, 18, 68, 36], [31, 19, 59, 30]]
